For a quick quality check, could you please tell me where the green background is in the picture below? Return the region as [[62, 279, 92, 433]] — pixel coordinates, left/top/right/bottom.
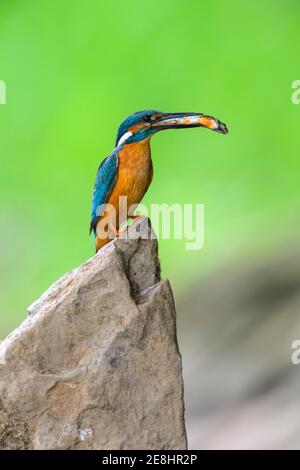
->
[[0, 0, 299, 337]]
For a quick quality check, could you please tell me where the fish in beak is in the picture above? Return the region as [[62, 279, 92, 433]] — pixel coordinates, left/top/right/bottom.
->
[[152, 112, 228, 134]]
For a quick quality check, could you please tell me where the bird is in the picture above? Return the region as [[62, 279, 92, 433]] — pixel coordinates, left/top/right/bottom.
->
[[90, 110, 228, 252]]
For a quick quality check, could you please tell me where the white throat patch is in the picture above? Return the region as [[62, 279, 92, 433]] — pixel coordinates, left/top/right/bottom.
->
[[117, 131, 133, 147]]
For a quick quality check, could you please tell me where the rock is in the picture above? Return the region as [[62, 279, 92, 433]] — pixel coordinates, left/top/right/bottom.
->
[[0, 218, 187, 450]]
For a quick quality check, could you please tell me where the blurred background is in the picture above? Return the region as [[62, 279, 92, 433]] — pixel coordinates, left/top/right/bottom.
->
[[1, 0, 300, 449]]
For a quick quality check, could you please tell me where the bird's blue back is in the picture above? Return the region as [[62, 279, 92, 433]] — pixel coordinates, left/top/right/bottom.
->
[[89, 147, 120, 236]]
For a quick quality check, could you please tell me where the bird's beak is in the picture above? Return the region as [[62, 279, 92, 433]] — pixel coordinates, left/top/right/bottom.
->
[[152, 112, 228, 134]]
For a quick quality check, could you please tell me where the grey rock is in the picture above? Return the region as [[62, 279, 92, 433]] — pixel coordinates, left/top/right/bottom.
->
[[0, 218, 187, 450]]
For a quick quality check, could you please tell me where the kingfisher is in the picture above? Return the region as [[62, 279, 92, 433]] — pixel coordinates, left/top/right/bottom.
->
[[90, 110, 228, 252]]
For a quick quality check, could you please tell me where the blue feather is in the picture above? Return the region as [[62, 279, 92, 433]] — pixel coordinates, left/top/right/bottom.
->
[[89, 148, 119, 237]]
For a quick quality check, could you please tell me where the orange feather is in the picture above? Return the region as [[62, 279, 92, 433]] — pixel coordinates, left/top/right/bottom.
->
[[95, 139, 153, 251]]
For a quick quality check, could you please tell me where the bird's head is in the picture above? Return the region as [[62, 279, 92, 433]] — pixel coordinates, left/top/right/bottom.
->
[[116, 109, 228, 147]]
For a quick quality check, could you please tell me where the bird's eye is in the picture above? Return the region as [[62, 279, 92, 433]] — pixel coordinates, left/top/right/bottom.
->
[[142, 115, 152, 123]]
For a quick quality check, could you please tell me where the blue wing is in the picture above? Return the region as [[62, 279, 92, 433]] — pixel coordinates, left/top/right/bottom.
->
[[89, 148, 119, 237]]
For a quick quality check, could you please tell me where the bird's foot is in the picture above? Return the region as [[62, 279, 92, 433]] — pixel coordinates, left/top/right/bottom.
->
[[108, 223, 120, 238], [108, 223, 128, 239], [109, 217, 146, 240]]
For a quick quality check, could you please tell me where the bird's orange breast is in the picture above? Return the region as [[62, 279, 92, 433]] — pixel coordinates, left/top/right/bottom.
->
[[107, 139, 153, 222]]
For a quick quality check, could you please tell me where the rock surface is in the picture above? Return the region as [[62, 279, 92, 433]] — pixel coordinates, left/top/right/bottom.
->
[[0, 218, 187, 450]]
